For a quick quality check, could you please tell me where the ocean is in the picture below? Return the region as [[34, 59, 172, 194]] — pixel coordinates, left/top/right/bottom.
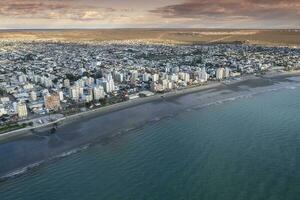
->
[[0, 76, 300, 200]]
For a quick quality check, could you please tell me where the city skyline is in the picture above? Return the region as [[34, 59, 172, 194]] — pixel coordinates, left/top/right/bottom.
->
[[0, 0, 300, 29]]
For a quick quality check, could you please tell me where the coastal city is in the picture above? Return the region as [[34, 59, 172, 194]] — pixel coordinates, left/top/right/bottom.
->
[[1, 0, 300, 198], [0, 41, 300, 133]]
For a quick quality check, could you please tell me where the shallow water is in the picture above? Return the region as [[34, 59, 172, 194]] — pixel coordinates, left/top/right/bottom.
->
[[1, 77, 300, 199]]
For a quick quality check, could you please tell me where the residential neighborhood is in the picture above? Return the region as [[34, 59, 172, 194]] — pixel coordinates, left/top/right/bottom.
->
[[0, 41, 299, 130]]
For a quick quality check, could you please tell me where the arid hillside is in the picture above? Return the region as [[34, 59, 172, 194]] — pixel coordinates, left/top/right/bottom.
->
[[0, 29, 299, 46]]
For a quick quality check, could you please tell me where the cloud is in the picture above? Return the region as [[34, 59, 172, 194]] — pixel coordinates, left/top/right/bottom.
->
[[0, 0, 67, 17], [0, 0, 166, 28], [150, 0, 300, 26], [0, 0, 123, 21], [0, 0, 299, 28]]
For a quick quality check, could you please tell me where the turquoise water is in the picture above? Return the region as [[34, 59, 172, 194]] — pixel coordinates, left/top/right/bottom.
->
[[1, 87, 300, 200]]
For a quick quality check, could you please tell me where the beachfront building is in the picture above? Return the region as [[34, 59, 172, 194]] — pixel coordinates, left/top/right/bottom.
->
[[93, 86, 105, 100], [44, 93, 61, 111], [179, 72, 190, 83], [225, 67, 231, 79], [130, 70, 139, 83], [96, 74, 115, 94], [17, 102, 28, 118], [142, 73, 150, 82], [78, 87, 84, 98], [195, 67, 209, 82], [200, 68, 209, 82], [216, 68, 225, 80], [160, 79, 168, 90], [152, 74, 159, 82], [102, 80, 114, 93], [70, 86, 79, 101]]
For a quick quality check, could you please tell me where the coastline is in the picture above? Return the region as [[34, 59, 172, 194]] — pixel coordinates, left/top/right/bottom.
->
[[1, 70, 300, 142], [1, 69, 300, 179]]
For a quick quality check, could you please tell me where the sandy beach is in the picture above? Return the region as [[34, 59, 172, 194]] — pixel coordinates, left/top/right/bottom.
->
[[1, 69, 300, 179], [1, 70, 300, 142]]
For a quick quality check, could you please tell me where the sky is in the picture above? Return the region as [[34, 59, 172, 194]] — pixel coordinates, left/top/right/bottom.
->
[[0, 0, 299, 29]]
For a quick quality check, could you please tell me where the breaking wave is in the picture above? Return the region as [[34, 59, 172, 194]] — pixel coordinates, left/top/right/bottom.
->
[[0, 144, 90, 182], [0, 161, 44, 182]]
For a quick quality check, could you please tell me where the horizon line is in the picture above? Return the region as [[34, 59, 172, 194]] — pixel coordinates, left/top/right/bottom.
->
[[0, 28, 300, 31]]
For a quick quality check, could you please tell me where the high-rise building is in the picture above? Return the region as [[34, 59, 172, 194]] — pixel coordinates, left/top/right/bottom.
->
[[93, 86, 105, 100], [185, 73, 190, 83], [152, 74, 159, 82], [167, 81, 174, 90], [78, 87, 84, 98], [44, 93, 61, 111], [131, 70, 139, 82], [142, 73, 150, 82], [160, 79, 168, 90], [101, 74, 115, 93], [17, 102, 28, 118], [103, 80, 113, 93], [225, 67, 230, 78], [216, 68, 225, 80], [70, 86, 79, 101], [179, 72, 190, 83], [199, 68, 209, 82]]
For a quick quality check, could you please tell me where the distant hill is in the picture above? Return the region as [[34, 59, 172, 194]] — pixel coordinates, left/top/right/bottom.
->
[[0, 29, 299, 47]]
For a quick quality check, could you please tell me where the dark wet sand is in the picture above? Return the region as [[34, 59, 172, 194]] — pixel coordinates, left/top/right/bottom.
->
[[0, 71, 300, 179]]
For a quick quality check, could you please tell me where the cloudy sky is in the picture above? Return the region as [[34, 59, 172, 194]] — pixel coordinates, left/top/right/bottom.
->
[[0, 0, 299, 29]]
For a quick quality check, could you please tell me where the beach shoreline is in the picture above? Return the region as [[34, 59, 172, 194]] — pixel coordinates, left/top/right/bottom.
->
[[1, 70, 300, 142]]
